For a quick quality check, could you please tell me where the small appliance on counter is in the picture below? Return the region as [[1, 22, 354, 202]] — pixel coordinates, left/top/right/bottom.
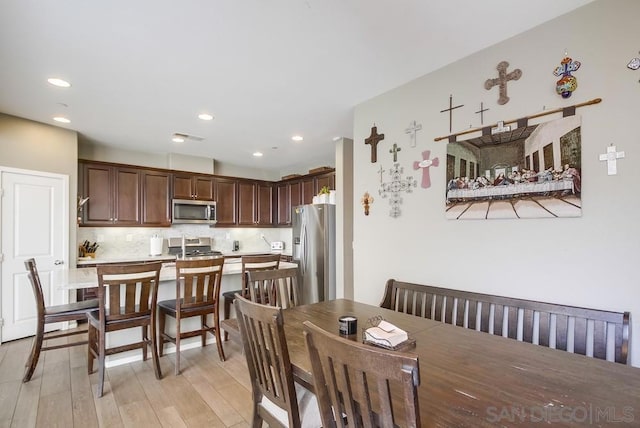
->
[[270, 241, 284, 251]]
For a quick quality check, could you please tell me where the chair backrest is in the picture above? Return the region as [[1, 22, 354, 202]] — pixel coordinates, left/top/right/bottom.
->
[[380, 279, 630, 364], [240, 254, 281, 296], [175, 257, 224, 311], [24, 258, 45, 314], [247, 267, 300, 309], [303, 321, 421, 428], [234, 294, 300, 427], [96, 262, 162, 322]]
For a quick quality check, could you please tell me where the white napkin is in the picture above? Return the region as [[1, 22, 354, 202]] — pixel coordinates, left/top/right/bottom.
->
[[364, 320, 408, 347]]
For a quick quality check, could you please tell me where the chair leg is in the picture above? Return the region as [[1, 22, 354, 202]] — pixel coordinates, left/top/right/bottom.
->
[[97, 327, 106, 398], [87, 323, 95, 374], [223, 297, 231, 341], [23, 320, 45, 382], [214, 310, 226, 362], [141, 325, 148, 361], [150, 314, 162, 380], [201, 314, 207, 348], [158, 309, 166, 357], [174, 315, 181, 376]]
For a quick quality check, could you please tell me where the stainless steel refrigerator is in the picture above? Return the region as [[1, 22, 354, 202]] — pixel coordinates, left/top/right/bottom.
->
[[292, 204, 336, 305]]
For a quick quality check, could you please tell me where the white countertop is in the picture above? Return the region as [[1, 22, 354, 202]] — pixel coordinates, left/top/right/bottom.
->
[[57, 261, 298, 289], [76, 250, 293, 266]]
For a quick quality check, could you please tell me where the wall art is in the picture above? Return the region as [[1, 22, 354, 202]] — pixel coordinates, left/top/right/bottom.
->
[[365, 125, 384, 163], [379, 163, 416, 218], [445, 115, 582, 220], [553, 55, 581, 98], [484, 61, 521, 105]]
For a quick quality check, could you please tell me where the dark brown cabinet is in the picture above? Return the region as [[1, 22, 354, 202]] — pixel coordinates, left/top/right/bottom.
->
[[214, 178, 237, 226], [141, 170, 172, 226], [315, 172, 335, 194], [173, 174, 214, 200], [80, 163, 140, 225], [276, 180, 302, 225], [239, 180, 273, 226]]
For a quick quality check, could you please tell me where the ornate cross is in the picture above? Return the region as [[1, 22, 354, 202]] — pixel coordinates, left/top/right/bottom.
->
[[413, 150, 439, 188], [599, 145, 625, 175], [389, 143, 401, 162], [364, 125, 385, 163], [440, 95, 464, 132], [475, 102, 489, 125], [404, 120, 422, 147], [377, 165, 385, 183], [484, 61, 522, 105], [379, 163, 417, 218]]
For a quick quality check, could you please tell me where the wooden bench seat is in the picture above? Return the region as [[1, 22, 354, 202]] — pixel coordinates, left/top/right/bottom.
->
[[380, 279, 630, 364]]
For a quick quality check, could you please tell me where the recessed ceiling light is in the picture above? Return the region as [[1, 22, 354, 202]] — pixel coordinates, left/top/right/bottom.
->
[[172, 136, 185, 143], [47, 78, 71, 88], [198, 113, 214, 121], [253, 151, 263, 157], [53, 116, 70, 124], [292, 135, 303, 141]]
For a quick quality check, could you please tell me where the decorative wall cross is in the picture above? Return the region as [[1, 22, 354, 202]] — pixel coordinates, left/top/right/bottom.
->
[[389, 143, 401, 162], [379, 163, 417, 218], [440, 95, 464, 132], [377, 165, 385, 183], [599, 145, 625, 175], [405, 120, 422, 147], [475, 102, 489, 125], [365, 125, 385, 163], [413, 150, 439, 188], [484, 61, 522, 105]]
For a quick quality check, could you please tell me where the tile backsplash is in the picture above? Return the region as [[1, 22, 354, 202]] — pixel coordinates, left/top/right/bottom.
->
[[77, 225, 292, 259]]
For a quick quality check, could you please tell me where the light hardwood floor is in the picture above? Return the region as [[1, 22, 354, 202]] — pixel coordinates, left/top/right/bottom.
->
[[0, 331, 254, 428]]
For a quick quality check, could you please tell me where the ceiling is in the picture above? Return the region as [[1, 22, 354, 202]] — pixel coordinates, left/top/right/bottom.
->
[[0, 0, 594, 174]]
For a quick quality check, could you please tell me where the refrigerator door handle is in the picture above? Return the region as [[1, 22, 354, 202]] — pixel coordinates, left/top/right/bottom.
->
[[300, 221, 307, 275]]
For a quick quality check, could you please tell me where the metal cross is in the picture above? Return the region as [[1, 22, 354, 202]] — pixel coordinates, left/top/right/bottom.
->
[[475, 102, 489, 125], [404, 120, 422, 147], [378, 163, 417, 218], [377, 165, 385, 183], [364, 125, 385, 163], [599, 145, 625, 175], [389, 143, 401, 162], [484, 61, 522, 105], [440, 95, 464, 132]]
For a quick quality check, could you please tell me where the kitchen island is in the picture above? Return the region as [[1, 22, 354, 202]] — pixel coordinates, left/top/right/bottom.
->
[[54, 259, 298, 368]]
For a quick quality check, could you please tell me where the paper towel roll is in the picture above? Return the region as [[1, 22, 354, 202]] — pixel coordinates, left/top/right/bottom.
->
[[150, 236, 163, 256]]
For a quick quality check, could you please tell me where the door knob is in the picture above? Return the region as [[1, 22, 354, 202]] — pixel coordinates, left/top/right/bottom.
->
[[54, 260, 64, 265]]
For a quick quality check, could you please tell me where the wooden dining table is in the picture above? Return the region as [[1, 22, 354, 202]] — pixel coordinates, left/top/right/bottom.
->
[[282, 299, 640, 427]]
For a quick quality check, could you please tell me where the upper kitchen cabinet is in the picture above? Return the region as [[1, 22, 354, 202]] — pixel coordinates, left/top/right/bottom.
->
[[300, 170, 335, 205], [276, 180, 301, 226], [238, 180, 273, 226], [79, 162, 140, 226], [214, 177, 237, 226], [173, 174, 214, 200], [315, 172, 335, 194], [141, 170, 172, 226]]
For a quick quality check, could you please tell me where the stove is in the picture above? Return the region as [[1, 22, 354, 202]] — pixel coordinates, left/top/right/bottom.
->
[[167, 237, 222, 258]]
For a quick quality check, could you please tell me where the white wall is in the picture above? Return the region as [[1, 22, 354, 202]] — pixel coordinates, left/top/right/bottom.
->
[[0, 113, 78, 264], [352, 0, 640, 366]]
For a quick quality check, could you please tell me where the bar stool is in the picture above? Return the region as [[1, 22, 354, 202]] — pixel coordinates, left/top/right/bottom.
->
[[221, 254, 280, 341], [87, 262, 163, 397], [22, 258, 98, 382], [158, 257, 225, 375]]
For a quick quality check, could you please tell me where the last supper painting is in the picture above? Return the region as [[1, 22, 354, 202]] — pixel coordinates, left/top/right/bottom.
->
[[445, 115, 581, 220]]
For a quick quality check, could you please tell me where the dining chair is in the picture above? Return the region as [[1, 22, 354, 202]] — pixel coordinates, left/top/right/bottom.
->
[[247, 267, 300, 309], [234, 295, 321, 428], [22, 258, 99, 383], [157, 257, 225, 375], [221, 254, 281, 341], [303, 321, 421, 428], [87, 262, 163, 397]]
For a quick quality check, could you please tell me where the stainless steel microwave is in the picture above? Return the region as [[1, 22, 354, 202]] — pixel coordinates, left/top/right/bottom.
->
[[172, 199, 217, 224]]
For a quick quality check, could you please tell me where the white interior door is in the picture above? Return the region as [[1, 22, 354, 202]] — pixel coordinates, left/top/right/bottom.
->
[[0, 167, 68, 343]]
